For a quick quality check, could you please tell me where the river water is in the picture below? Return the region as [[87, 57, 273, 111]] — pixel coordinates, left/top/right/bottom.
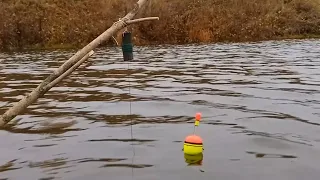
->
[[0, 39, 320, 180]]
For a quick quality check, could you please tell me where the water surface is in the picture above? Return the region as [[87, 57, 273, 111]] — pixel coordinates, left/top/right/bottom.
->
[[0, 39, 320, 180]]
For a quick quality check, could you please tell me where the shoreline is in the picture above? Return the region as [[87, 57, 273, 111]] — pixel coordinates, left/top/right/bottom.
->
[[1, 0, 319, 53], [1, 34, 319, 53]]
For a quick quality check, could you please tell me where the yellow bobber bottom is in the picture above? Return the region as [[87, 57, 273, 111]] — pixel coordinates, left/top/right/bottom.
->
[[183, 135, 203, 155], [184, 152, 203, 165]]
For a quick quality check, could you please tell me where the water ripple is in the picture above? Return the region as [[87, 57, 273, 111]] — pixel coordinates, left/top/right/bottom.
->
[[1, 39, 320, 179]]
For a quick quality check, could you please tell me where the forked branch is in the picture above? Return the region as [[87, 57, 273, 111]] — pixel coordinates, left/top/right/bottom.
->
[[0, 0, 159, 127]]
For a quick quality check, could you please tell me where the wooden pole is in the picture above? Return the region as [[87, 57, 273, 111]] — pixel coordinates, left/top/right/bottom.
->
[[45, 50, 94, 89], [0, 0, 159, 127], [0, 51, 94, 127], [127, 17, 159, 25]]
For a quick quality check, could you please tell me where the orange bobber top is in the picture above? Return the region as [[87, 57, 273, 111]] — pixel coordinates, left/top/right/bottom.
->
[[184, 135, 203, 144], [195, 113, 201, 121]]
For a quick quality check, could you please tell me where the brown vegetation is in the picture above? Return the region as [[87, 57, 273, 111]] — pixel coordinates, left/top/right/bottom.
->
[[0, 0, 320, 51]]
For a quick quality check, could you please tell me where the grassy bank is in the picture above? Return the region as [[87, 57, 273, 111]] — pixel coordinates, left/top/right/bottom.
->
[[0, 0, 320, 51]]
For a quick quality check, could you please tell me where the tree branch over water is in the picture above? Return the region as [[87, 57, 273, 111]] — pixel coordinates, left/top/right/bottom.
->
[[0, 0, 159, 127]]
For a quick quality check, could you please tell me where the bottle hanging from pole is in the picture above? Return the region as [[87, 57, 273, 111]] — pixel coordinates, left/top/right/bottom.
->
[[121, 30, 133, 61]]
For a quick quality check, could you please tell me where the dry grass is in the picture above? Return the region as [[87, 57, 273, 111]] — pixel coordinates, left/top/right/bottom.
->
[[0, 0, 319, 51]]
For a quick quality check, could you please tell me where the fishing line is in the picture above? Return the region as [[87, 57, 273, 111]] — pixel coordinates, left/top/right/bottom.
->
[[128, 62, 135, 177], [122, 27, 135, 178]]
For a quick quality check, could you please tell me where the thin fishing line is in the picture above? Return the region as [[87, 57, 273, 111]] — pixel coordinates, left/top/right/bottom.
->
[[127, 61, 135, 178]]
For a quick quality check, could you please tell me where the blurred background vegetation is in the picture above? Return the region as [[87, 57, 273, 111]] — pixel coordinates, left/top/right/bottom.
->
[[0, 0, 319, 51]]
